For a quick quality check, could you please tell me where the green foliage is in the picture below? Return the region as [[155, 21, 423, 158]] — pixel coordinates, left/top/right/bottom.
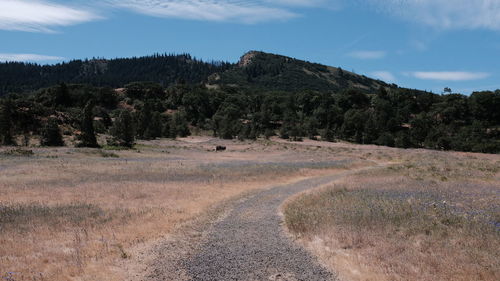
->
[[1, 51, 499, 153], [110, 110, 135, 148], [0, 54, 232, 96], [0, 99, 15, 145], [144, 112, 163, 140], [77, 101, 99, 148], [215, 51, 388, 93], [170, 111, 190, 138], [136, 101, 153, 139], [41, 118, 64, 147]]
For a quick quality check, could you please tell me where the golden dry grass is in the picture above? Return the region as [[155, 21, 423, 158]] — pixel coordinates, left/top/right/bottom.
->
[[284, 148, 500, 281], [0, 137, 364, 281]]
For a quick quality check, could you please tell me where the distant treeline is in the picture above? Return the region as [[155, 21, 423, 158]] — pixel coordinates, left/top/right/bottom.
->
[[0, 53, 232, 96], [1, 82, 499, 153]]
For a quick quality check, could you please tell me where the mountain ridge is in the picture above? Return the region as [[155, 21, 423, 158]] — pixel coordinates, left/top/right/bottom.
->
[[0, 51, 393, 96], [209, 51, 391, 92]]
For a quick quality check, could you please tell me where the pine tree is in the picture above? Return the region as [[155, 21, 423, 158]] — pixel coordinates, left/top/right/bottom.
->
[[305, 117, 319, 140], [41, 118, 64, 146], [322, 123, 335, 142], [144, 112, 162, 139], [110, 110, 135, 147], [162, 115, 173, 138], [219, 115, 236, 140], [363, 115, 379, 144], [137, 102, 152, 139], [78, 101, 99, 147], [0, 99, 15, 146], [54, 83, 71, 107], [170, 111, 190, 138]]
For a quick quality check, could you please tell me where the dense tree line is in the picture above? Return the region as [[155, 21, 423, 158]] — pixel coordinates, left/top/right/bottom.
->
[[0, 54, 232, 96], [0, 81, 498, 153]]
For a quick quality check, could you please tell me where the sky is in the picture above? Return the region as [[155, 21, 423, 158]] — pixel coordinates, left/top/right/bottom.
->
[[1, 0, 500, 94]]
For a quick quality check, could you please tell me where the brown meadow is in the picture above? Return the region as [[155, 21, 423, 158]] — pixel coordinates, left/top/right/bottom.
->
[[1, 137, 498, 281], [284, 145, 499, 281], [0, 137, 364, 281]]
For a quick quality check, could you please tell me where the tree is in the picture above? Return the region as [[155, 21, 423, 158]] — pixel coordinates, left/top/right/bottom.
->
[[97, 87, 118, 109], [41, 118, 64, 146], [218, 115, 237, 139], [321, 123, 335, 142], [363, 114, 379, 144], [54, 83, 71, 107], [395, 131, 412, 148], [162, 115, 173, 138], [341, 109, 366, 143], [110, 110, 135, 147], [170, 111, 190, 138], [137, 101, 153, 138], [409, 113, 433, 147], [78, 101, 99, 147], [304, 117, 319, 140], [0, 99, 15, 145], [375, 132, 395, 147], [144, 112, 162, 139]]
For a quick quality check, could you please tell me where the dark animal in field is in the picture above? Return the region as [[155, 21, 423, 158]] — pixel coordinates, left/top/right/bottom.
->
[[215, 146, 226, 152]]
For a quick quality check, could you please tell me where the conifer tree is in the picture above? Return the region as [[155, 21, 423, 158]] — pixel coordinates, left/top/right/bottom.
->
[[322, 123, 335, 142], [54, 83, 71, 107], [137, 102, 152, 138], [162, 115, 173, 138], [0, 99, 15, 145], [144, 111, 162, 139], [78, 101, 99, 147], [170, 111, 190, 138], [41, 118, 64, 146], [110, 110, 135, 147]]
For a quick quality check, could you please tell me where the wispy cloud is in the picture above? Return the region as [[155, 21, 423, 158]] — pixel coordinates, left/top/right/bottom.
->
[[411, 71, 490, 81], [267, 0, 336, 8], [106, 0, 299, 24], [0, 53, 65, 62], [371, 71, 396, 83], [348, 50, 386, 59], [0, 0, 100, 32], [367, 0, 500, 30]]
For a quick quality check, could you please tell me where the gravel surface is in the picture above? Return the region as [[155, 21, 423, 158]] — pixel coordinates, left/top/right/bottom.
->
[[181, 173, 343, 281]]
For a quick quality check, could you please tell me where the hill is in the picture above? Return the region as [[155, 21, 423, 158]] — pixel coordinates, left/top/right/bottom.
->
[[0, 51, 391, 96], [0, 54, 231, 96], [0, 51, 498, 153], [209, 51, 391, 92]]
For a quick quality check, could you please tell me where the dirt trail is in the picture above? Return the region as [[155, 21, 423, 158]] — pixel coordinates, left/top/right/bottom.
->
[[146, 166, 367, 281]]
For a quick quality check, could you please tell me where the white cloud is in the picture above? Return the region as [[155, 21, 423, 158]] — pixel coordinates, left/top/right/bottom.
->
[[368, 0, 500, 30], [0, 53, 65, 62], [371, 71, 396, 83], [107, 0, 299, 24], [266, 0, 332, 7], [348, 50, 386, 59], [0, 0, 100, 32], [411, 71, 490, 81]]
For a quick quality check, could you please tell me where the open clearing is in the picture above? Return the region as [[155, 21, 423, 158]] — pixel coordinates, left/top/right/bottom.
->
[[1, 137, 498, 281]]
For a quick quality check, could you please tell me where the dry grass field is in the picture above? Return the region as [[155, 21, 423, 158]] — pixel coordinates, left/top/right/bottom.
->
[[1, 136, 498, 281], [284, 147, 500, 281], [0, 137, 370, 281]]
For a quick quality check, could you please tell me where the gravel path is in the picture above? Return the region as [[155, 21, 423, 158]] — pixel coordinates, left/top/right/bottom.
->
[[181, 173, 343, 281]]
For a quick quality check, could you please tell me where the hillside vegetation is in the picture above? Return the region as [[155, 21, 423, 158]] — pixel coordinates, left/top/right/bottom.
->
[[0, 51, 499, 153], [209, 51, 390, 92]]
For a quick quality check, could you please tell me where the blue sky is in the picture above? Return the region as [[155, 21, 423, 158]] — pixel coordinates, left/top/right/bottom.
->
[[1, 0, 500, 94]]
